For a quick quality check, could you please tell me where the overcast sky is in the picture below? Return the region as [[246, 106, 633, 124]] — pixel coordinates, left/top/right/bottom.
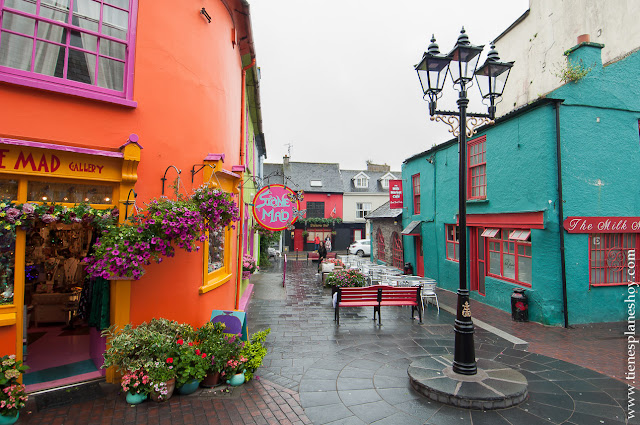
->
[[250, 0, 530, 171]]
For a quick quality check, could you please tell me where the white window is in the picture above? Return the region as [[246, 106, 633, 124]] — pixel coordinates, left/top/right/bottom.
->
[[356, 202, 371, 219], [381, 178, 390, 189], [354, 177, 368, 188], [310, 180, 322, 187]]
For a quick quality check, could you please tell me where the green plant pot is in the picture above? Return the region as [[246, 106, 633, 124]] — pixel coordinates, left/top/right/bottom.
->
[[226, 371, 245, 386], [176, 379, 200, 395], [0, 412, 18, 425], [125, 391, 147, 405]]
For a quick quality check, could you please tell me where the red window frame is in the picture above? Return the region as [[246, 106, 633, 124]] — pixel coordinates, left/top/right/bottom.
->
[[468, 136, 486, 200], [376, 228, 385, 262], [445, 224, 459, 262], [589, 233, 639, 287], [487, 228, 532, 287], [412, 174, 420, 214], [391, 231, 403, 269]]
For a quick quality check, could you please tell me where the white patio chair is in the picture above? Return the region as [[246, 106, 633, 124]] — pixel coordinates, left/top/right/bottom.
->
[[420, 282, 439, 313]]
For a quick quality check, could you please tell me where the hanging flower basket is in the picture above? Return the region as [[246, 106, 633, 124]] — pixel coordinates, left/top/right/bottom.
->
[[242, 271, 251, 280]]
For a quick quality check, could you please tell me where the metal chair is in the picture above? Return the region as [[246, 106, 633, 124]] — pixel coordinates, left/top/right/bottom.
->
[[420, 282, 439, 313]]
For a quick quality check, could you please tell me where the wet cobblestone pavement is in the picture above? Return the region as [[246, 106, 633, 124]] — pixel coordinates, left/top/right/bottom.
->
[[17, 257, 635, 424]]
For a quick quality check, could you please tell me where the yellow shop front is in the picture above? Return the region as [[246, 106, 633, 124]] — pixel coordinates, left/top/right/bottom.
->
[[0, 137, 140, 391]]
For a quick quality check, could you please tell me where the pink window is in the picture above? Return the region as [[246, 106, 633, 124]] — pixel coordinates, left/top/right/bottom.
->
[[0, 0, 138, 105], [589, 233, 638, 287], [468, 136, 486, 199], [446, 224, 459, 262], [412, 174, 420, 215]]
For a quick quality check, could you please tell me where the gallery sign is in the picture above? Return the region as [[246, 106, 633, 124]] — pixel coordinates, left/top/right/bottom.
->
[[252, 184, 301, 231], [389, 180, 403, 209], [563, 217, 640, 233]]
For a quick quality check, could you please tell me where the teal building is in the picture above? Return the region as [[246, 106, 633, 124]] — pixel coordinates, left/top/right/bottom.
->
[[401, 41, 640, 325]]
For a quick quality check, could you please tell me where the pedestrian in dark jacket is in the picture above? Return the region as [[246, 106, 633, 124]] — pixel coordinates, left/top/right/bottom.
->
[[318, 241, 327, 272]]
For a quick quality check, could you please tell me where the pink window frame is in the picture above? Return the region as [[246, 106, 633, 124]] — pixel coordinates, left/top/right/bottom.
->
[[486, 228, 532, 288], [391, 231, 403, 269], [412, 174, 420, 215], [467, 136, 486, 200], [376, 228, 385, 262], [445, 224, 459, 262], [0, 0, 139, 107], [589, 233, 639, 287]]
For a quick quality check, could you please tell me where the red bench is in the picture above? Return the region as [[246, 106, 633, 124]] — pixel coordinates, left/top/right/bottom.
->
[[334, 285, 422, 325]]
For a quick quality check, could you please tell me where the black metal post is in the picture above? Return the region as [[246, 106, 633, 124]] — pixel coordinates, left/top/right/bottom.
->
[[452, 88, 477, 375]]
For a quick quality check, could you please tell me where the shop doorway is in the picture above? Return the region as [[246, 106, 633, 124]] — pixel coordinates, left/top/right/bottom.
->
[[415, 236, 424, 277], [470, 227, 486, 296], [23, 222, 105, 391]]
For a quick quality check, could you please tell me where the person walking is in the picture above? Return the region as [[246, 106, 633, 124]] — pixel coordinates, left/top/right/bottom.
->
[[317, 241, 327, 273], [314, 235, 320, 251], [325, 236, 332, 252]]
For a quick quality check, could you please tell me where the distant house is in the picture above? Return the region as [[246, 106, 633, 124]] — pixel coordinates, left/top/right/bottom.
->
[[341, 162, 400, 242]]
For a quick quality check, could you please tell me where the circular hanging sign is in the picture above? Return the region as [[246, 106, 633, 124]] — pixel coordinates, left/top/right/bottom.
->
[[252, 184, 300, 231]]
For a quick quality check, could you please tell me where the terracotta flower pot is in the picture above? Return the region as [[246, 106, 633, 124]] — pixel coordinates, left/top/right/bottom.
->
[[200, 371, 221, 388], [150, 378, 175, 402]]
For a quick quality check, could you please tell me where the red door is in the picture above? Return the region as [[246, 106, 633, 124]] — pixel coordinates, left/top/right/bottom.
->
[[470, 227, 486, 295], [416, 236, 424, 277], [294, 229, 304, 252]]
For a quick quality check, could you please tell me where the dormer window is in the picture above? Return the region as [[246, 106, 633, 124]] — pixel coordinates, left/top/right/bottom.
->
[[380, 172, 397, 190], [353, 172, 369, 188]]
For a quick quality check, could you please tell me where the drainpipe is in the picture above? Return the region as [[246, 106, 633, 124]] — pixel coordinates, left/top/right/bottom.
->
[[235, 59, 256, 310], [554, 99, 569, 328]]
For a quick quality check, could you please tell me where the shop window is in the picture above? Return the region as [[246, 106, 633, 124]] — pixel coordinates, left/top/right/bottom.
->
[[376, 228, 385, 262], [468, 136, 486, 199], [487, 228, 532, 287], [0, 179, 18, 200], [412, 174, 420, 214], [446, 224, 459, 262], [208, 227, 225, 273], [306, 201, 324, 218], [391, 231, 403, 269], [0, 229, 16, 305], [589, 233, 638, 286], [0, 0, 138, 103], [27, 181, 113, 204], [355, 202, 371, 219]]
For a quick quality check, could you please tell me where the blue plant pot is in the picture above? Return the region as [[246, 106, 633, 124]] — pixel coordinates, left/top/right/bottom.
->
[[0, 412, 19, 425], [176, 379, 200, 395], [226, 371, 245, 386], [125, 391, 147, 405]]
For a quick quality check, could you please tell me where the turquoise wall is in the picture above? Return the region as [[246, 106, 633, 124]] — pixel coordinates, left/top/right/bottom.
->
[[402, 45, 640, 325]]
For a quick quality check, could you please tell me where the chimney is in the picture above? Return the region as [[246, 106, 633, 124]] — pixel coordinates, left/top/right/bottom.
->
[[577, 34, 590, 44], [366, 162, 390, 172], [283, 155, 289, 166], [564, 33, 603, 70]]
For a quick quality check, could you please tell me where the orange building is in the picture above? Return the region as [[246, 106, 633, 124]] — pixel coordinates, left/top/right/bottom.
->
[[0, 0, 263, 390]]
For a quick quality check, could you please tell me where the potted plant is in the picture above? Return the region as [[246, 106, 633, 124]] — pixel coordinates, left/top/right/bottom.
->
[[195, 322, 226, 387], [242, 255, 258, 280], [120, 369, 151, 405], [223, 355, 248, 387], [0, 355, 28, 424], [174, 338, 209, 394], [146, 359, 176, 402], [325, 269, 367, 294], [239, 329, 270, 382]]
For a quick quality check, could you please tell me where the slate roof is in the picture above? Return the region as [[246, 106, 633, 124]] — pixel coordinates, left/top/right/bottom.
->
[[365, 201, 402, 219], [341, 169, 401, 193], [263, 161, 343, 193]]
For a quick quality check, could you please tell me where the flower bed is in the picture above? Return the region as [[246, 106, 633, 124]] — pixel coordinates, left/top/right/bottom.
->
[[325, 269, 367, 288]]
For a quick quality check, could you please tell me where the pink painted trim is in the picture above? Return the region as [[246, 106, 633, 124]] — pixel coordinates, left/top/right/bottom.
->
[[25, 370, 105, 393], [232, 165, 246, 172], [0, 138, 124, 158], [205, 153, 225, 162], [219, 168, 240, 179], [120, 134, 144, 150], [238, 283, 254, 311]]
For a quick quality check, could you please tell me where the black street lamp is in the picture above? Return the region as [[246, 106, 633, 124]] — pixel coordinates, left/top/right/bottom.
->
[[415, 28, 513, 376]]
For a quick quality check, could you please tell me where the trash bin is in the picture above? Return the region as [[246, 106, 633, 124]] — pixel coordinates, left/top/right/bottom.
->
[[404, 262, 414, 275], [511, 288, 528, 322]]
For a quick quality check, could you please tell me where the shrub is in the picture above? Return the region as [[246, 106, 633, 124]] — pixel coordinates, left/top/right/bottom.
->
[[325, 269, 367, 288]]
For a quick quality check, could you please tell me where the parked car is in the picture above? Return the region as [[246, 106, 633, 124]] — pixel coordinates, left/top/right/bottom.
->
[[268, 246, 281, 259], [349, 239, 371, 257]]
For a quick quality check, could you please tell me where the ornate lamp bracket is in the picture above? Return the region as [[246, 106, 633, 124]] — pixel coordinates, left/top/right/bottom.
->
[[430, 115, 494, 138]]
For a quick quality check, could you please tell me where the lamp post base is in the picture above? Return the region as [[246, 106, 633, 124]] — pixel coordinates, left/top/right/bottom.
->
[[452, 288, 477, 375], [408, 356, 528, 410]]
